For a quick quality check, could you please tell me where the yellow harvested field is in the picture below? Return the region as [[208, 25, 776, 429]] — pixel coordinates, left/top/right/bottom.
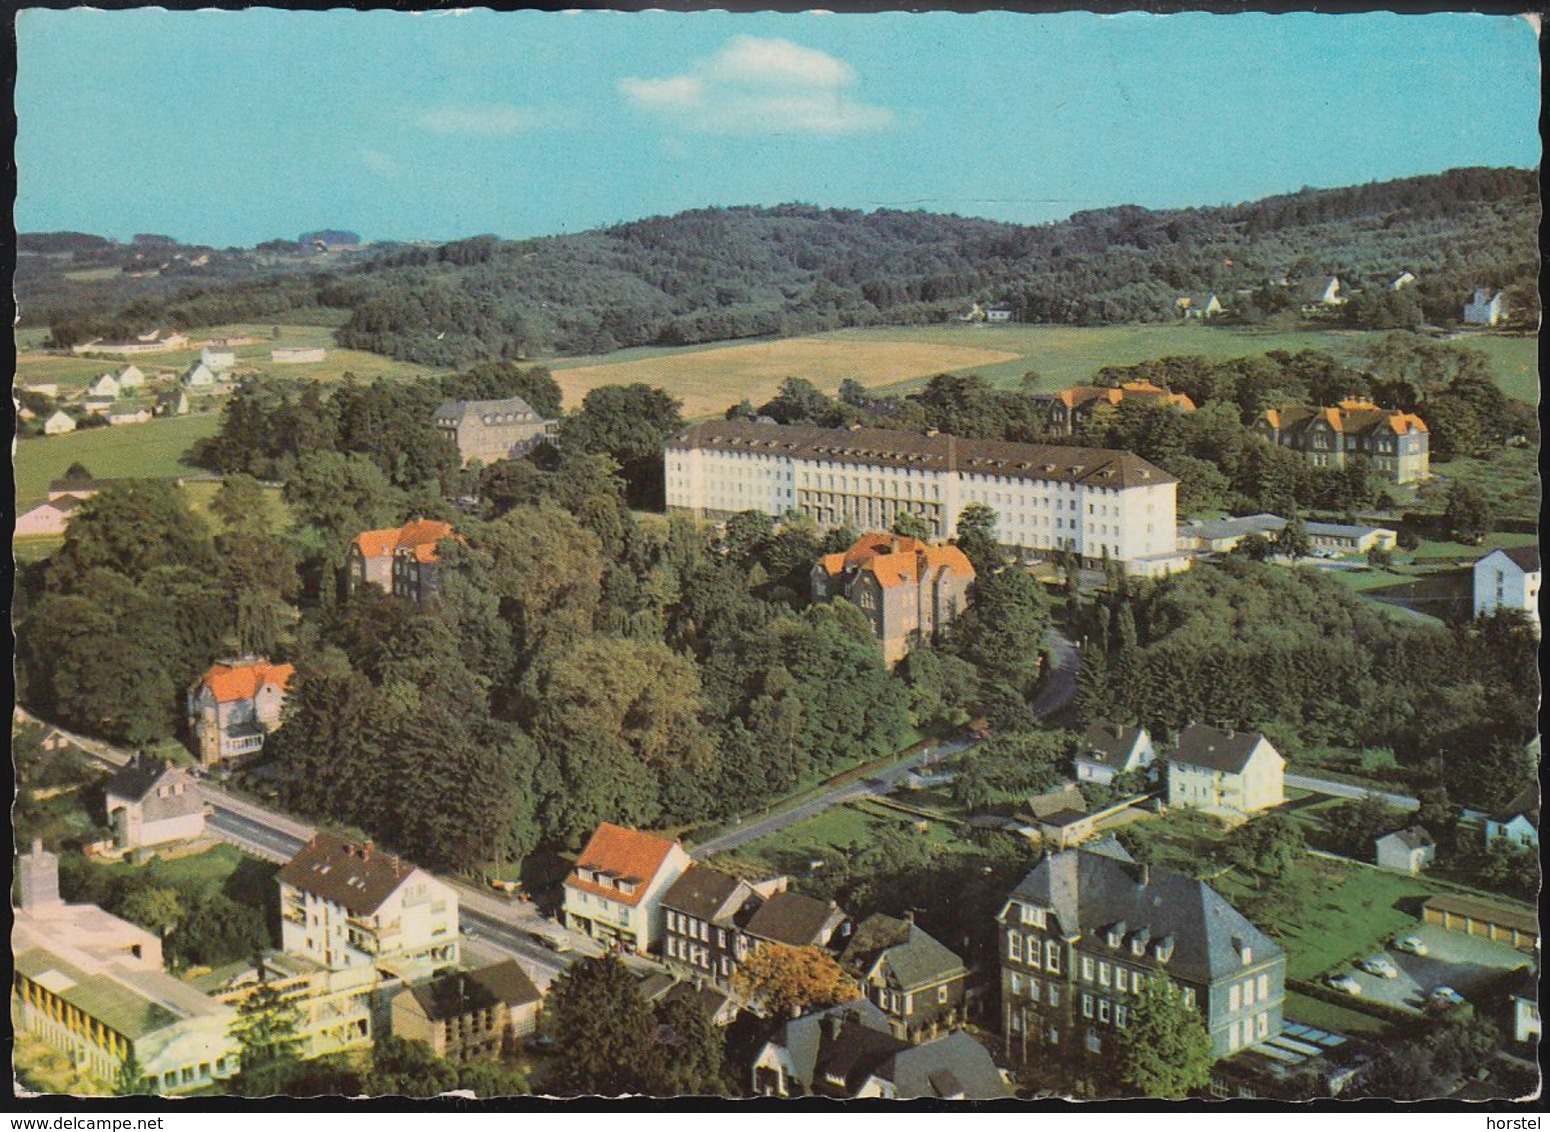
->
[[553, 337, 1021, 419]]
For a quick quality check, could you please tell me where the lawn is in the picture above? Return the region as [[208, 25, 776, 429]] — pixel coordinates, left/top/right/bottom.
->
[[1283, 990, 1391, 1036], [707, 798, 979, 878], [1417, 449, 1541, 526], [14, 413, 224, 510], [1448, 333, 1540, 404], [91, 842, 279, 909]]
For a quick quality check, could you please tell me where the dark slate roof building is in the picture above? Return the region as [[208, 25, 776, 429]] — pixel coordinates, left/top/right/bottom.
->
[[840, 913, 969, 1041], [744, 891, 846, 949]]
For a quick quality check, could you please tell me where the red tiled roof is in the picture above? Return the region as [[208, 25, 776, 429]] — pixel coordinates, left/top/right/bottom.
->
[[199, 659, 294, 704], [822, 533, 975, 589], [353, 519, 458, 563], [564, 823, 682, 908]]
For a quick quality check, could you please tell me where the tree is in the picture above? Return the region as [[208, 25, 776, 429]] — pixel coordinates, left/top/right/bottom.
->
[[559, 383, 684, 508], [1231, 532, 1274, 562], [47, 481, 216, 590], [890, 510, 934, 541], [119, 886, 184, 941], [364, 1035, 460, 1098], [1273, 513, 1310, 560], [1323, 793, 1405, 860], [1223, 811, 1305, 883], [229, 978, 305, 1096], [546, 955, 655, 1095], [1443, 480, 1494, 544], [115, 1051, 149, 1096], [953, 503, 1006, 575], [733, 943, 858, 1018], [646, 996, 727, 1096], [1113, 976, 1215, 1098]]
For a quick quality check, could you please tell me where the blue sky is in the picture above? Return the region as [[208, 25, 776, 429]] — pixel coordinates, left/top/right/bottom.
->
[[15, 9, 1541, 246]]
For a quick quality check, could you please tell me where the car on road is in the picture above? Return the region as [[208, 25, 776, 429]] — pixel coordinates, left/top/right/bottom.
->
[[463, 926, 478, 940], [533, 931, 572, 953], [1359, 955, 1399, 979], [1427, 986, 1467, 1011], [1393, 935, 1428, 956], [1328, 973, 1363, 996], [1312, 548, 1338, 559]]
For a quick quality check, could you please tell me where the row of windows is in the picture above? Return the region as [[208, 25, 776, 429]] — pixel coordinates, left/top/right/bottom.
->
[[1078, 955, 1148, 995], [1005, 932, 1061, 973], [1227, 1011, 1273, 1050], [1228, 973, 1273, 1012], [664, 910, 717, 943]]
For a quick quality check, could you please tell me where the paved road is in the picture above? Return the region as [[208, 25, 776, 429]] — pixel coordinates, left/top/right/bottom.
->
[[691, 626, 1080, 861], [1286, 773, 1419, 811]]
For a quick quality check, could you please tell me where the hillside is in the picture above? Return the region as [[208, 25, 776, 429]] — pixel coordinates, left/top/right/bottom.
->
[[19, 167, 1538, 366]]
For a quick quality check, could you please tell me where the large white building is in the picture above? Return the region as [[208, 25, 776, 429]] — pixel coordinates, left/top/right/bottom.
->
[[1473, 546, 1540, 633], [665, 422, 1186, 576]]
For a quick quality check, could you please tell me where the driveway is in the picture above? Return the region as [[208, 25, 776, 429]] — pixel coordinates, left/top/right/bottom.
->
[[1328, 923, 1532, 1013]]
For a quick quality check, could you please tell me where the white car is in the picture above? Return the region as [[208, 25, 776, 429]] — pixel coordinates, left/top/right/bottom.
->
[[1429, 986, 1466, 1009], [1359, 955, 1400, 979], [1393, 936, 1429, 956], [1328, 973, 1363, 996]]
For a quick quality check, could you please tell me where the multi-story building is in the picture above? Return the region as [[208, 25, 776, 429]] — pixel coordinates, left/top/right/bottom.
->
[[1473, 546, 1540, 633], [277, 835, 459, 978], [1073, 721, 1156, 787], [661, 865, 764, 986], [187, 656, 294, 766], [13, 841, 240, 1094], [389, 960, 542, 1060], [562, 823, 692, 955], [811, 533, 975, 664], [839, 913, 968, 1042], [193, 950, 376, 1062], [347, 519, 459, 605], [998, 840, 1285, 1067], [103, 754, 205, 850], [1166, 725, 1285, 817], [433, 396, 558, 467], [1253, 400, 1430, 485], [1043, 381, 1196, 436], [664, 421, 1186, 576]]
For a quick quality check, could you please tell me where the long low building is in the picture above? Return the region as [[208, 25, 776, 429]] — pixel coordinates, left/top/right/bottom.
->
[[1177, 514, 1397, 556], [665, 422, 1186, 575]]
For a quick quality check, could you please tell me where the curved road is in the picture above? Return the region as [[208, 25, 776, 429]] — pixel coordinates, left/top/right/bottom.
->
[[691, 626, 1080, 860]]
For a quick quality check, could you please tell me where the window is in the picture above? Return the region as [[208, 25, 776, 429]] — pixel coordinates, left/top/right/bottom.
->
[[1257, 973, 1269, 999], [1082, 994, 1094, 1019], [1116, 967, 1128, 993], [1086, 1030, 1102, 1053], [1257, 1012, 1270, 1040], [1131, 973, 1143, 995], [938, 985, 949, 1005], [1244, 978, 1255, 1007], [1007, 932, 1022, 962], [1010, 973, 1023, 996], [1098, 999, 1110, 1023], [1082, 956, 1094, 982], [666, 910, 678, 932], [1045, 941, 1059, 972], [1048, 985, 1060, 1008], [1181, 987, 1196, 1009], [1230, 984, 1241, 1012], [1099, 962, 1111, 987], [1029, 977, 1041, 1001], [1115, 1004, 1128, 1029], [1026, 937, 1041, 969], [1021, 904, 1047, 928]]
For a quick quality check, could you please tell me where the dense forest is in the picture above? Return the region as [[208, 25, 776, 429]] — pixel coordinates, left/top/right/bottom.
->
[[25, 166, 1537, 363]]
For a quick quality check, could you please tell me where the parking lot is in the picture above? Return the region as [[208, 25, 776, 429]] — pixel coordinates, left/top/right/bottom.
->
[[1327, 923, 1533, 1013]]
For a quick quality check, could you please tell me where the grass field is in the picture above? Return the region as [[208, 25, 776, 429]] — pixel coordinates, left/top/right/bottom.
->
[[552, 336, 1021, 419], [1418, 449, 1541, 525], [91, 842, 279, 909], [707, 798, 978, 879], [1283, 990, 1391, 1036], [13, 413, 223, 510]]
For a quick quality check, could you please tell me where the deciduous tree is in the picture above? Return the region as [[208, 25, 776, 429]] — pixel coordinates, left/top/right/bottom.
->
[[1114, 976, 1215, 1098], [733, 943, 857, 1019]]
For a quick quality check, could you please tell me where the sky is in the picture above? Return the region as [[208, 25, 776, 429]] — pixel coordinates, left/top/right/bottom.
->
[[14, 9, 1542, 247]]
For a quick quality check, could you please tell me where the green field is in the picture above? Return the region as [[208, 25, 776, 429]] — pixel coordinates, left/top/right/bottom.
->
[[707, 798, 978, 879], [91, 842, 279, 909], [1418, 448, 1541, 525], [13, 413, 223, 510], [1283, 990, 1391, 1036]]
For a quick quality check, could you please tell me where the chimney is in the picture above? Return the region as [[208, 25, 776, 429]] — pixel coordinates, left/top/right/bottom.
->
[[903, 909, 915, 925], [1113, 722, 1124, 740], [824, 1011, 844, 1038]]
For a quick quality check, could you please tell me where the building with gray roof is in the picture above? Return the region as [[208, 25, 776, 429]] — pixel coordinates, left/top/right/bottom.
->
[[839, 913, 968, 1042], [434, 395, 557, 467], [998, 845, 1285, 1066]]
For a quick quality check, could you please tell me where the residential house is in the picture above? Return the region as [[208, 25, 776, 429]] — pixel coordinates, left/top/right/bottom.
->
[[811, 532, 975, 664], [155, 388, 191, 417], [751, 999, 1009, 1099], [839, 913, 968, 1042], [433, 395, 558, 467], [83, 396, 117, 417], [25, 382, 60, 398], [1017, 783, 1096, 849], [182, 361, 216, 389], [1254, 401, 1430, 485], [200, 348, 236, 371], [1176, 293, 1224, 319], [1473, 546, 1540, 632], [47, 476, 112, 501], [1044, 380, 1196, 437], [187, 656, 294, 767], [114, 364, 147, 388], [984, 303, 1014, 323], [665, 421, 1187, 577], [1074, 721, 1155, 787], [1177, 513, 1397, 557], [562, 823, 692, 955], [661, 865, 763, 986], [1299, 276, 1346, 312], [1390, 272, 1417, 291], [13, 841, 240, 1094], [272, 347, 327, 363], [1484, 781, 1539, 850], [1507, 968, 1539, 1045], [15, 494, 87, 537], [744, 890, 847, 952], [193, 950, 376, 1061], [103, 754, 205, 851], [347, 518, 459, 605], [998, 839, 1285, 1065], [1374, 826, 1435, 875], [42, 410, 77, 435], [277, 834, 460, 975], [1166, 724, 1285, 817], [87, 373, 121, 399], [1421, 894, 1537, 951], [108, 407, 153, 426], [390, 960, 543, 1059], [1463, 288, 1509, 327]]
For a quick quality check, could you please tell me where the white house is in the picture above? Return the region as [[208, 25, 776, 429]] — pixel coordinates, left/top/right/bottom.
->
[[1374, 825, 1435, 875], [1463, 288, 1508, 327], [1073, 721, 1156, 786], [1166, 724, 1285, 816], [277, 834, 459, 977], [1473, 546, 1540, 632], [43, 410, 77, 435], [1485, 780, 1539, 850], [272, 347, 327, 363], [182, 361, 217, 389], [104, 755, 206, 851], [108, 408, 153, 426], [1390, 272, 1417, 291], [563, 822, 692, 955], [114, 364, 146, 388], [87, 373, 121, 399], [200, 348, 236, 371]]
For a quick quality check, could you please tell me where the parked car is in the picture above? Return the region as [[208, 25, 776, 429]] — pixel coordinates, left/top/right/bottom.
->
[[1359, 955, 1399, 979], [1328, 973, 1363, 996], [533, 931, 572, 953], [1393, 936, 1428, 956], [1428, 985, 1467, 1010]]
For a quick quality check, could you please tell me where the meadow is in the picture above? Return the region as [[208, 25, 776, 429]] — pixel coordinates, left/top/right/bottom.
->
[[13, 412, 223, 511]]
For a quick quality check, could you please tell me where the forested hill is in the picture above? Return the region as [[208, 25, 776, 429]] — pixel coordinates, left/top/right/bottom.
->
[[31, 166, 1538, 366]]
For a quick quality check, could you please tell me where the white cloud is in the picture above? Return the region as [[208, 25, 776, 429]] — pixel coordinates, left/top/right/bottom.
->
[[416, 103, 532, 136], [619, 35, 892, 136]]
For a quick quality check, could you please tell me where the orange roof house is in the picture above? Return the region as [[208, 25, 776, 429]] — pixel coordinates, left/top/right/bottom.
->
[[1254, 402, 1430, 485], [1046, 381, 1195, 435], [188, 657, 294, 766], [562, 823, 692, 955], [347, 519, 460, 605], [813, 533, 976, 665]]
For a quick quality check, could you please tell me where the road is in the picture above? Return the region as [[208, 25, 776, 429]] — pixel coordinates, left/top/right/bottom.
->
[[1286, 773, 1419, 811], [690, 626, 1080, 861]]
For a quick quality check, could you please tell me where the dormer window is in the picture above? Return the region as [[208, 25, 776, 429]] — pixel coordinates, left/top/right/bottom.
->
[[1155, 936, 1175, 964], [1106, 921, 1127, 949], [1020, 904, 1047, 928], [1129, 928, 1150, 957]]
